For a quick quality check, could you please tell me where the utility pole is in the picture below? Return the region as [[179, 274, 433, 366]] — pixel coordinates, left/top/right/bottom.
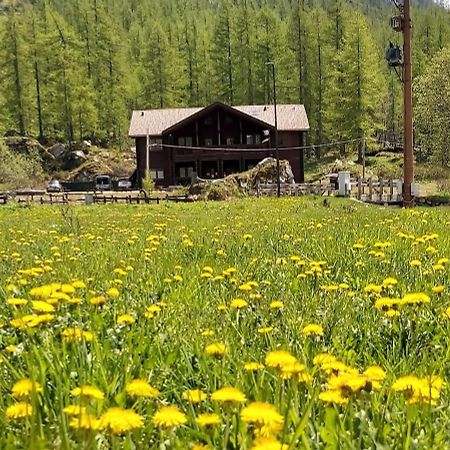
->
[[266, 62, 281, 198], [386, 0, 414, 207], [402, 0, 414, 207]]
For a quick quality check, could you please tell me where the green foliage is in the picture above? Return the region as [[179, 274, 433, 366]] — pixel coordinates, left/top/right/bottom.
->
[[415, 46, 450, 166], [0, 140, 45, 188], [0, 0, 449, 151]]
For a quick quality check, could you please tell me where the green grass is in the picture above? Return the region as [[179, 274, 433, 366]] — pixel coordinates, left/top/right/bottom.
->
[[0, 198, 450, 449]]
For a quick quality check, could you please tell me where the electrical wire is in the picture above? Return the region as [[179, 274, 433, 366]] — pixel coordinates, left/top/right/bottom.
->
[[150, 138, 365, 153]]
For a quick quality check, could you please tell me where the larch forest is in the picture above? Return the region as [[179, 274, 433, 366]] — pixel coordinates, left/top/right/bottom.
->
[[0, 0, 449, 157]]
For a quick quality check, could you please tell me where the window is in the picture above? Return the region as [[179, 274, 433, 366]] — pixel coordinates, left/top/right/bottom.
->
[[254, 134, 261, 145], [204, 138, 213, 146], [179, 167, 194, 178], [150, 169, 164, 180], [178, 137, 193, 147], [226, 137, 234, 146], [246, 135, 254, 145], [150, 138, 163, 151]]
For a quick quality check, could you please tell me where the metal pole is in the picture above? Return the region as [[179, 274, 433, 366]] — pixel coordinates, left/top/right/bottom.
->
[[146, 128, 150, 175], [402, 0, 414, 206], [267, 62, 281, 198]]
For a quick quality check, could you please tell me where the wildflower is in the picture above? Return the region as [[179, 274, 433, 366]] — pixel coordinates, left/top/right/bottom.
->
[[201, 330, 214, 337], [241, 402, 284, 434], [125, 379, 160, 398], [196, 413, 222, 427], [410, 259, 421, 267], [319, 390, 349, 405], [182, 389, 207, 404], [280, 361, 306, 379], [230, 298, 248, 309], [205, 342, 227, 357], [363, 366, 386, 382], [6, 402, 33, 419], [269, 301, 284, 310], [258, 327, 273, 334], [313, 353, 337, 366], [244, 362, 265, 372], [99, 407, 144, 434], [265, 350, 297, 369], [432, 285, 445, 294], [7, 298, 28, 306], [63, 405, 87, 416], [62, 328, 94, 342], [386, 309, 400, 318], [211, 387, 246, 404], [117, 314, 135, 325], [71, 385, 104, 400], [107, 287, 120, 298], [89, 296, 106, 306], [152, 406, 187, 428], [401, 292, 430, 305], [251, 437, 288, 450], [302, 324, 324, 337], [12, 379, 42, 398], [69, 413, 99, 430]]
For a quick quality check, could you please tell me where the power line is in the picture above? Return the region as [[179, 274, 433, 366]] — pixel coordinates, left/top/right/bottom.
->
[[152, 138, 365, 154]]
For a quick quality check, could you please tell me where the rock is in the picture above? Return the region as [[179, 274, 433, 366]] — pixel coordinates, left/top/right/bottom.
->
[[3, 136, 46, 156], [48, 143, 66, 159], [188, 158, 295, 200], [65, 150, 87, 170]]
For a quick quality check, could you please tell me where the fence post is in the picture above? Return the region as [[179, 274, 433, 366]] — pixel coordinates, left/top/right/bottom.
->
[[369, 179, 373, 202], [389, 179, 394, 202], [379, 178, 384, 202], [357, 178, 362, 200]]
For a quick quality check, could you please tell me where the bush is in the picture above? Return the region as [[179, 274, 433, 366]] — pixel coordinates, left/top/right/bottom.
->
[[0, 141, 46, 189]]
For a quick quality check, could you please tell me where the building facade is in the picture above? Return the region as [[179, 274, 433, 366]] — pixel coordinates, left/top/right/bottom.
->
[[129, 102, 309, 187]]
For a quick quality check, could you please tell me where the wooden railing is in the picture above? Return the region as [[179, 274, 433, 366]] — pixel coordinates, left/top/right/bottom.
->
[[256, 182, 334, 197]]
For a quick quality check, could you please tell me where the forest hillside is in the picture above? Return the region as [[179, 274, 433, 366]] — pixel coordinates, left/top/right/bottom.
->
[[0, 0, 449, 158]]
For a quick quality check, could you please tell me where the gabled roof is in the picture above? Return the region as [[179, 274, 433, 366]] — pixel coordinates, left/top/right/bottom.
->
[[128, 102, 309, 137]]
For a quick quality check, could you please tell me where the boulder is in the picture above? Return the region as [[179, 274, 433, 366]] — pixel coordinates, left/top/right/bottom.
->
[[48, 143, 66, 159], [188, 158, 295, 200]]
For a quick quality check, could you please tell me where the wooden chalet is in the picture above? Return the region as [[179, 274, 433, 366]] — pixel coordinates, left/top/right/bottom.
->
[[128, 101, 309, 187]]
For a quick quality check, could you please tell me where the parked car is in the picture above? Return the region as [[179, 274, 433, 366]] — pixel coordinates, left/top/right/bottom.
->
[[117, 178, 132, 191], [47, 180, 63, 193], [95, 175, 112, 191]]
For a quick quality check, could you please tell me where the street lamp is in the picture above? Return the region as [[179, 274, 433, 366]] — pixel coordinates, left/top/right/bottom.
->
[[386, 0, 414, 207], [266, 61, 281, 198]]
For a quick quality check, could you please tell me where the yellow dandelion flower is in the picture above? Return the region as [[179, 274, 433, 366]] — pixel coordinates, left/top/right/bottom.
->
[[71, 385, 104, 400], [319, 390, 349, 405], [211, 387, 246, 404], [401, 292, 430, 305], [386, 309, 401, 318], [251, 437, 288, 450], [69, 413, 99, 430], [63, 405, 87, 416], [201, 330, 214, 337], [302, 324, 324, 337], [125, 379, 160, 398], [265, 350, 297, 369], [6, 402, 33, 419], [182, 389, 207, 404], [363, 366, 386, 382], [230, 298, 248, 309], [244, 362, 265, 372], [410, 259, 421, 267], [99, 407, 144, 434], [107, 287, 120, 298], [117, 314, 135, 325], [432, 286, 445, 294], [7, 298, 28, 306], [196, 413, 222, 427], [31, 301, 55, 313], [62, 328, 94, 342], [241, 402, 284, 437], [12, 379, 42, 398], [152, 406, 187, 428], [269, 301, 284, 310], [258, 327, 273, 334], [205, 342, 227, 357]]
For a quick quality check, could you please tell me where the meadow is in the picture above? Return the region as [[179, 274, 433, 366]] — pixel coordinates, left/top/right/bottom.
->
[[0, 198, 449, 449]]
